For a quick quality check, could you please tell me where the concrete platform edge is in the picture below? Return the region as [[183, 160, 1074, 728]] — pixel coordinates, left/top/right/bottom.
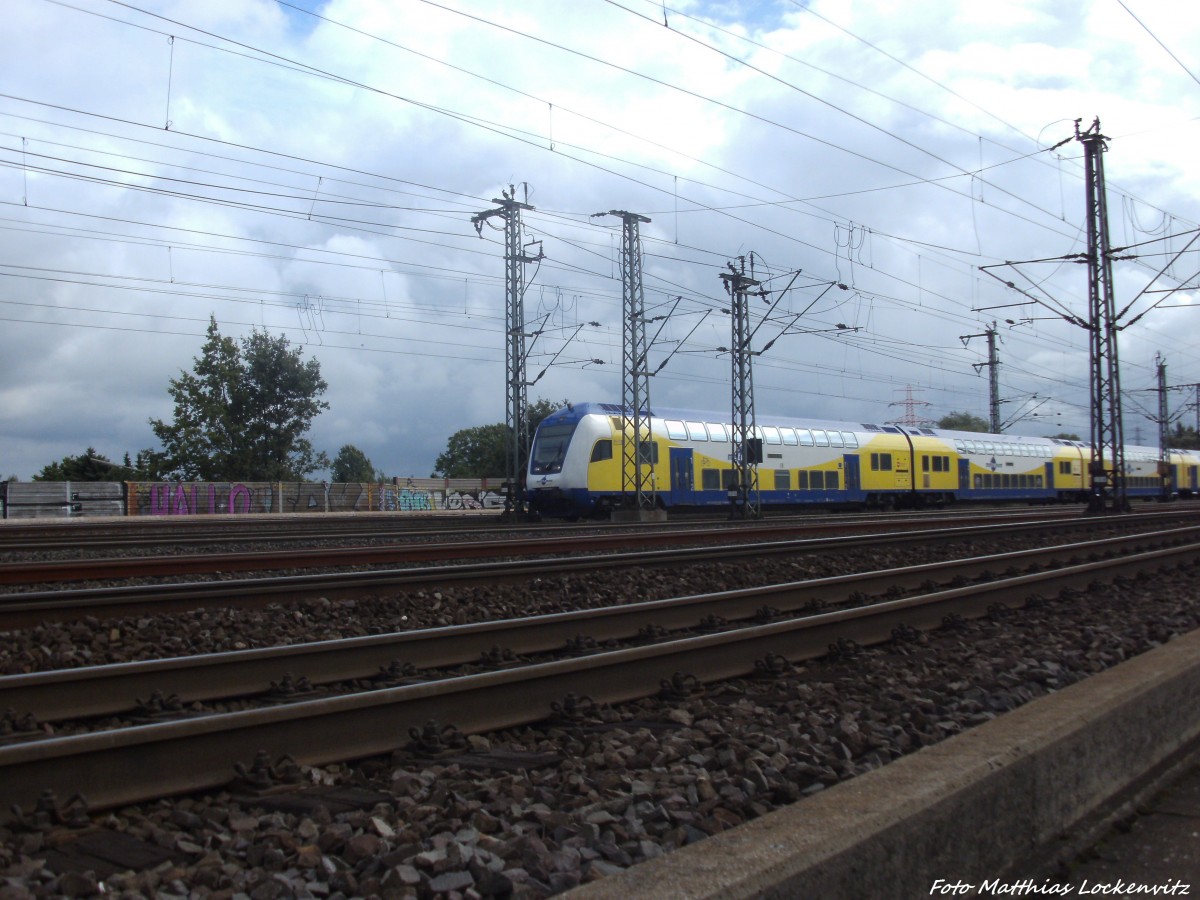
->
[[566, 629, 1200, 899]]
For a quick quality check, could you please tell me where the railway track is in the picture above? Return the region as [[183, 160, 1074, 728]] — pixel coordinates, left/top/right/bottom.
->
[[0, 503, 1138, 561], [0, 512, 1188, 627], [1, 528, 1195, 823], [3, 525, 1195, 725]]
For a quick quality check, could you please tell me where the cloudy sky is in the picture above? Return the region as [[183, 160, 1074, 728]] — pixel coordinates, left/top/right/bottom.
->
[[2, 0, 1198, 481]]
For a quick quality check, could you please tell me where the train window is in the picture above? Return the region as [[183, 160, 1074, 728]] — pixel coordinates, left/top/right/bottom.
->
[[590, 440, 613, 463], [797, 470, 809, 489], [871, 452, 893, 471], [843, 432, 859, 448], [774, 470, 791, 490], [922, 455, 930, 472], [530, 422, 578, 474], [812, 430, 830, 447], [638, 441, 659, 464], [702, 469, 720, 490], [763, 426, 782, 445], [1036, 475, 1043, 487], [707, 423, 728, 442], [984, 443, 995, 455], [722, 469, 738, 490], [781, 428, 798, 445], [797, 429, 814, 446], [686, 422, 708, 441], [665, 420, 687, 441], [828, 431, 844, 448], [825, 471, 840, 490], [1059, 461, 1072, 475], [974, 474, 983, 488]]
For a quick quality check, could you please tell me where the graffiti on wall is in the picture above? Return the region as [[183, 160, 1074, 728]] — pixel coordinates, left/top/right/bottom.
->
[[376, 487, 434, 511], [143, 483, 273, 516], [126, 481, 502, 516], [443, 490, 505, 510]]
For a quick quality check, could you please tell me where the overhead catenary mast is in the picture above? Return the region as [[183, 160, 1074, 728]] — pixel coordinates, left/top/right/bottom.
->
[[599, 210, 659, 518], [471, 185, 544, 519], [721, 256, 765, 520], [1076, 117, 1128, 513], [960, 323, 1001, 433]]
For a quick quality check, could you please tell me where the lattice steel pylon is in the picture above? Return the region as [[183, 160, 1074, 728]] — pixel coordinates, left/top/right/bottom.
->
[[1076, 118, 1128, 513], [603, 210, 655, 512], [721, 258, 764, 519], [472, 188, 543, 518]]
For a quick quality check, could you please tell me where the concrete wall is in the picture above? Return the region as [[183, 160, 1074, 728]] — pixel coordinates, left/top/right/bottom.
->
[[1, 479, 505, 518]]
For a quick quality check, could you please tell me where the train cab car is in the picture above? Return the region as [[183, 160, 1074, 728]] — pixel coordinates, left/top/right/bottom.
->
[[526, 403, 612, 517]]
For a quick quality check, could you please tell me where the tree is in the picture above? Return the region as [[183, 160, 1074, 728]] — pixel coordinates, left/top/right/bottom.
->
[[1169, 424, 1200, 450], [331, 444, 384, 482], [148, 317, 330, 481], [937, 411, 991, 433], [433, 398, 566, 478], [1049, 432, 1083, 442], [34, 447, 122, 481]]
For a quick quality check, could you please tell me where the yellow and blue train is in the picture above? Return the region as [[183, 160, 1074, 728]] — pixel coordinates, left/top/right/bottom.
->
[[526, 401, 1200, 517]]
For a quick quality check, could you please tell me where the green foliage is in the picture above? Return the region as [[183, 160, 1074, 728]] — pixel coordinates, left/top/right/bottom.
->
[[433, 398, 565, 478], [433, 423, 507, 479], [148, 317, 330, 481], [331, 444, 384, 483], [1170, 424, 1200, 450], [34, 447, 124, 481], [1049, 432, 1083, 442], [937, 411, 991, 433]]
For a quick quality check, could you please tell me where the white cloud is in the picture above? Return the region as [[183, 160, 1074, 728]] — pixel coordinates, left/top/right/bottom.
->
[[1, 0, 1198, 481]]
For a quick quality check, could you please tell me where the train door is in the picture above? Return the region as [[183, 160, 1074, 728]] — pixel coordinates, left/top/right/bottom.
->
[[893, 451, 911, 490], [843, 454, 861, 499], [958, 458, 971, 492], [669, 448, 694, 506], [1045, 462, 1054, 492]]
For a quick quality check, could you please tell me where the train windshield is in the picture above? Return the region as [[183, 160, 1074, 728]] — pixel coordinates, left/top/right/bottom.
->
[[530, 422, 577, 474]]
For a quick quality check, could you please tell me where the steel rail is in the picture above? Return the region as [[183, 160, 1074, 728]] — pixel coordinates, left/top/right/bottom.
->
[[0, 504, 1094, 551], [4, 526, 1196, 723], [0, 515, 1176, 628], [0, 508, 1132, 585], [0, 539, 1195, 823]]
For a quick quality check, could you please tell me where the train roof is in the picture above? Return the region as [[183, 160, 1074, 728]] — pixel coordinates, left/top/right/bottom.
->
[[548, 402, 1177, 457], [549, 401, 1062, 445]]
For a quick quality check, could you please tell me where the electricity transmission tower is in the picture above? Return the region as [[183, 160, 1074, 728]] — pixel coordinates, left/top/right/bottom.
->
[[471, 186, 543, 518], [1076, 118, 1128, 513], [888, 386, 934, 427], [600, 210, 659, 517], [721, 257, 765, 519]]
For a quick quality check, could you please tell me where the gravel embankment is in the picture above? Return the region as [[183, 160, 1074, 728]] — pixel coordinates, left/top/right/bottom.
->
[[1, 553, 1196, 898]]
